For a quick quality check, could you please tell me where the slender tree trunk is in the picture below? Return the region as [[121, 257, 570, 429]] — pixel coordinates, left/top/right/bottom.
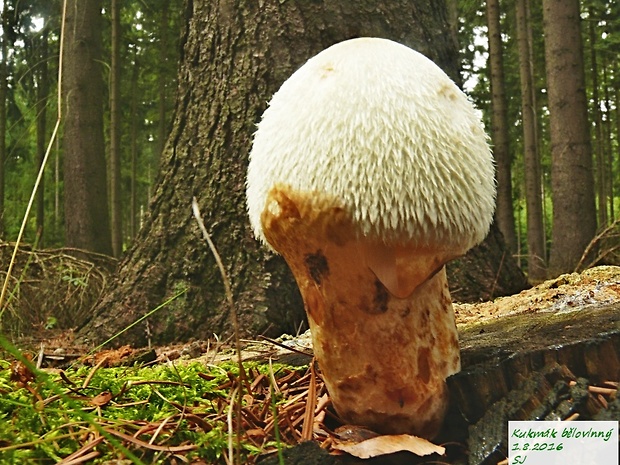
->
[[130, 55, 139, 241], [516, 0, 546, 280], [78, 0, 527, 348], [616, 62, 620, 222], [486, 0, 517, 254], [589, 8, 606, 228], [543, 0, 597, 275], [446, 0, 460, 70], [62, 0, 112, 255], [527, 0, 547, 263], [603, 63, 613, 221], [0, 9, 7, 237], [110, 0, 123, 257], [156, 0, 170, 169], [36, 29, 49, 246], [54, 136, 60, 235]]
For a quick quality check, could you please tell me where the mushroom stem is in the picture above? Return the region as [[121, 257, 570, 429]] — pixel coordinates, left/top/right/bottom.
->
[[248, 37, 496, 438], [262, 186, 460, 438]]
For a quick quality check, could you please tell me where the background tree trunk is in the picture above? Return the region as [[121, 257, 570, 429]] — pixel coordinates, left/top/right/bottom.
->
[[110, 0, 123, 257], [588, 7, 607, 229], [155, 0, 170, 169], [486, 0, 517, 254], [543, 0, 597, 275], [0, 8, 8, 238], [130, 54, 139, 241], [516, 0, 546, 281], [62, 0, 112, 256], [78, 0, 527, 348], [35, 29, 49, 247]]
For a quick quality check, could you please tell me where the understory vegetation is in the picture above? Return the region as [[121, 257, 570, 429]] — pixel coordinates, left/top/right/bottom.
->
[[0, 345, 318, 464]]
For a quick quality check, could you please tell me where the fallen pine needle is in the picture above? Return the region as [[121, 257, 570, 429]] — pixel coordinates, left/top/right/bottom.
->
[[301, 359, 317, 441]]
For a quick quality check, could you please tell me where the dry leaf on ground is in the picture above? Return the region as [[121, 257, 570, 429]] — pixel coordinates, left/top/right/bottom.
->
[[332, 433, 445, 459]]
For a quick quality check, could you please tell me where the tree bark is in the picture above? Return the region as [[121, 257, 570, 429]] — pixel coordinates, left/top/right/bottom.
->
[[110, 0, 123, 257], [78, 0, 526, 348], [62, 0, 112, 256], [516, 0, 546, 281], [543, 0, 597, 276], [486, 0, 518, 254]]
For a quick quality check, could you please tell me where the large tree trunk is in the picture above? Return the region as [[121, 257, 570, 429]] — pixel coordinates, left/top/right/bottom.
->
[[62, 0, 112, 256], [543, 0, 597, 276], [486, 0, 517, 255], [78, 0, 527, 348], [516, 0, 546, 281]]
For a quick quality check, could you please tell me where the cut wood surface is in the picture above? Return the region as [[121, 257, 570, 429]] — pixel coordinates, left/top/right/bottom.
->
[[452, 266, 620, 419]]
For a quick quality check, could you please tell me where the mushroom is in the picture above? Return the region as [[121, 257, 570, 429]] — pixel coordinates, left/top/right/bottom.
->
[[246, 37, 495, 438]]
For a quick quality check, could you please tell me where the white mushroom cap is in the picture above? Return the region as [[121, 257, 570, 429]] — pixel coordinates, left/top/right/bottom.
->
[[247, 36, 495, 252]]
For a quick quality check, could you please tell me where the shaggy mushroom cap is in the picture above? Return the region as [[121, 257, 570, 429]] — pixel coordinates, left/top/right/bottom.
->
[[246, 37, 496, 438], [247, 37, 495, 259]]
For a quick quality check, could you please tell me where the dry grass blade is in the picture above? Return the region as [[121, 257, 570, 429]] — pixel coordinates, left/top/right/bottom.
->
[[103, 427, 198, 453], [82, 356, 107, 389], [268, 358, 281, 396], [192, 197, 244, 464], [57, 437, 104, 465], [227, 386, 239, 465], [301, 359, 317, 441], [148, 415, 172, 445]]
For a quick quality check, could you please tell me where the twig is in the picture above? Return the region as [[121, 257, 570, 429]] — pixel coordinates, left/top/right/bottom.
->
[[575, 218, 620, 271], [258, 335, 314, 357], [191, 197, 244, 464]]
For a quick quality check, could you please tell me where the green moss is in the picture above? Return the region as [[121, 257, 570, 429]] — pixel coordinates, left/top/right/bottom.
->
[[0, 357, 304, 464]]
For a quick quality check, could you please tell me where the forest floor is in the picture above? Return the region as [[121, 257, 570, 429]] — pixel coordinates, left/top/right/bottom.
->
[[1, 267, 619, 464]]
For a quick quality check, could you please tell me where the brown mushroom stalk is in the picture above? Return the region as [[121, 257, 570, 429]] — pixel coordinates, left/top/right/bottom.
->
[[247, 38, 496, 438]]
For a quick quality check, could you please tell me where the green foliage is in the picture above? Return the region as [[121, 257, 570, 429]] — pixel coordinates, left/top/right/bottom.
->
[[459, 0, 620, 272], [0, 0, 181, 248]]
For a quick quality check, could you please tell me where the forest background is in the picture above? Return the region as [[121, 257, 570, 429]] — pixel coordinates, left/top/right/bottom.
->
[[0, 0, 618, 340]]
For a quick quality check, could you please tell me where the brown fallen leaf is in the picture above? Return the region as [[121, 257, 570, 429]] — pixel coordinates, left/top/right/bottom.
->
[[90, 391, 113, 407], [10, 355, 35, 388], [332, 433, 445, 459]]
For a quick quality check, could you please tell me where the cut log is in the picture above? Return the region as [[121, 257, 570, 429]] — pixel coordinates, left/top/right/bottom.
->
[[256, 267, 620, 464], [445, 266, 620, 464]]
